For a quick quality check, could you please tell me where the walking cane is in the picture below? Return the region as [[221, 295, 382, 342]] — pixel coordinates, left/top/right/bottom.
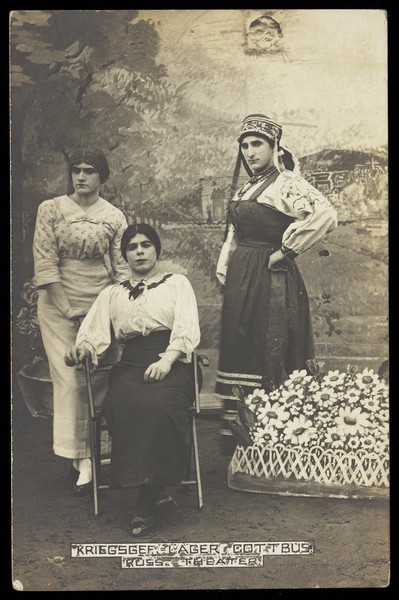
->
[[82, 354, 100, 516], [77, 316, 100, 516]]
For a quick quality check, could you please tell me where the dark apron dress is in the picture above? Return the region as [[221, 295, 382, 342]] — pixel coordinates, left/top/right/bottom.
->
[[216, 178, 314, 446]]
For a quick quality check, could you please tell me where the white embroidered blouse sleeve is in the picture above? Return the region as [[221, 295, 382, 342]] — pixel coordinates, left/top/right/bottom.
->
[[75, 286, 114, 366], [110, 211, 130, 282], [216, 223, 236, 285], [33, 201, 62, 287], [165, 276, 201, 362], [276, 172, 338, 254]]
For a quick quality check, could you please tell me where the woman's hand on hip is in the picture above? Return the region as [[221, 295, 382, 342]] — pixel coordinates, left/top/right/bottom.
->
[[268, 249, 286, 271], [64, 344, 92, 366], [144, 358, 172, 383]]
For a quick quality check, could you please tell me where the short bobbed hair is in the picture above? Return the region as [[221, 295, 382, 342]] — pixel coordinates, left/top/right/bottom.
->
[[67, 147, 110, 193], [120, 223, 162, 261]]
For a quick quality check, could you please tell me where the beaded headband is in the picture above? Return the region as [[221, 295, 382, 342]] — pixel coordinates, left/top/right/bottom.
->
[[238, 114, 282, 144]]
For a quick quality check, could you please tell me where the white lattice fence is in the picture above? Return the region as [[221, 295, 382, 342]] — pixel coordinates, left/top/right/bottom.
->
[[230, 443, 389, 488]]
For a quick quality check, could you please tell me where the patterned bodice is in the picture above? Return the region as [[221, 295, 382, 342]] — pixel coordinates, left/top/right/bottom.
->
[[33, 195, 129, 287]]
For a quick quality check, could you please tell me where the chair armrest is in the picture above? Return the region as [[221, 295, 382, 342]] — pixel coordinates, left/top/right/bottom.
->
[[196, 353, 209, 367]]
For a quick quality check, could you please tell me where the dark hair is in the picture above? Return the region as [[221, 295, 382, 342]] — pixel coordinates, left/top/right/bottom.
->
[[120, 223, 162, 261], [280, 148, 295, 171], [67, 147, 110, 193], [239, 131, 275, 148]]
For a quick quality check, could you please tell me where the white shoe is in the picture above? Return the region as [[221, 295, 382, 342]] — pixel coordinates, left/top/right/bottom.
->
[[76, 458, 92, 486]]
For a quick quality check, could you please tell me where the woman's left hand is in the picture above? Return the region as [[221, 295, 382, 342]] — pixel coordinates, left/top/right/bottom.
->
[[268, 249, 286, 270], [144, 358, 172, 383], [64, 344, 92, 366]]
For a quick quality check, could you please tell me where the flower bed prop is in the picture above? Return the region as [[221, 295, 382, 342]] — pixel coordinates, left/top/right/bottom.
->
[[227, 361, 389, 499]]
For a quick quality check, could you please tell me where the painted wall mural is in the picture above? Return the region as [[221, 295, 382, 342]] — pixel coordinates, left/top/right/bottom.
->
[[11, 9, 388, 404]]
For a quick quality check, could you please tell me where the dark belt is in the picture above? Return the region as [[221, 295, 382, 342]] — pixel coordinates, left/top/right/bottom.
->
[[237, 240, 277, 250]]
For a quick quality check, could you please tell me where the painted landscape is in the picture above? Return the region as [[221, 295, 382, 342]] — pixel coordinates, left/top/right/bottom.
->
[[11, 10, 388, 401]]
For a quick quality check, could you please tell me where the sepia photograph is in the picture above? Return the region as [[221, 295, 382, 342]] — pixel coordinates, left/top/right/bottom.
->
[[10, 8, 389, 591]]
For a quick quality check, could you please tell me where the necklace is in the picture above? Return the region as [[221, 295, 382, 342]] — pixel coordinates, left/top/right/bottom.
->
[[237, 165, 278, 198], [249, 164, 278, 182]]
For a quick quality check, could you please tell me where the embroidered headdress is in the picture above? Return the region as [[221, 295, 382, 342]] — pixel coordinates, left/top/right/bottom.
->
[[238, 113, 282, 145], [237, 113, 300, 176]]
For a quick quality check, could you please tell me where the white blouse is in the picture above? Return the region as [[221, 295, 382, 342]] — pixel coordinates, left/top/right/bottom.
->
[[76, 273, 201, 365], [235, 170, 337, 252], [216, 170, 337, 282]]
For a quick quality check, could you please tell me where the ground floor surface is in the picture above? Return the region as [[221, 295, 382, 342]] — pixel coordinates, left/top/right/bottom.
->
[[11, 408, 390, 591]]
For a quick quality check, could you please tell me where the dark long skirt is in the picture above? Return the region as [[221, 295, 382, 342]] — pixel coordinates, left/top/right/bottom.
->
[[215, 199, 315, 452], [103, 330, 197, 487], [216, 241, 314, 443]]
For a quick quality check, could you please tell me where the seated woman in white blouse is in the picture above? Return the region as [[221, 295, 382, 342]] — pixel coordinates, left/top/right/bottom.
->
[[64, 223, 201, 536]]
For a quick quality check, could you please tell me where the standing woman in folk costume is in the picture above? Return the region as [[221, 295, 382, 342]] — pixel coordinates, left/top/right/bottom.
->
[[215, 114, 337, 450]]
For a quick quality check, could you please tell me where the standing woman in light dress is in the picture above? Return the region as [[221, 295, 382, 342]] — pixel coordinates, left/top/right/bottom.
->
[[65, 223, 201, 536], [33, 147, 129, 494], [215, 114, 338, 451]]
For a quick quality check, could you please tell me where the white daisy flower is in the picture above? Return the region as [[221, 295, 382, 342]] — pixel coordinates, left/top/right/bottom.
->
[[313, 387, 337, 408], [363, 397, 380, 412], [334, 406, 371, 435], [256, 401, 290, 428], [279, 388, 303, 405], [260, 424, 279, 445], [308, 380, 321, 392], [283, 415, 316, 445], [347, 436, 361, 450], [251, 425, 268, 443], [323, 370, 346, 388], [245, 388, 269, 410], [324, 427, 343, 445], [361, 435, 377, 451], [344, 387, 361, 404], [285, 369, 312, 388], [317, 410, 331, 424], [355, 368, 380, 389]]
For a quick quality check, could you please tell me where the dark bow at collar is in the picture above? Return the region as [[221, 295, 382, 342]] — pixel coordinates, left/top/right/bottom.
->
[[121, 273, 173, 301], [121, 279, 146, 300]]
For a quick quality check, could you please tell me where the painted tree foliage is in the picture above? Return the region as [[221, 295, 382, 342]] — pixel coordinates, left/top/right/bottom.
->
[[11, 10, 236, 250]]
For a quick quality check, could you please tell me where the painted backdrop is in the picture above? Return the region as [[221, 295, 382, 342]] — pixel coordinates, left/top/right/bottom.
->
[[11, 9, 388, 405]]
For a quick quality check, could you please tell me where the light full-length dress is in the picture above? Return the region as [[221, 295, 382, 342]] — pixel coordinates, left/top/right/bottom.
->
[[75, 273, 201, 487], [33, 195, 129, 459], [215, 169, 337, 443]]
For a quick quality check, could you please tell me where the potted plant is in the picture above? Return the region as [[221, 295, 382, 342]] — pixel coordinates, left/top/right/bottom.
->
[[15, 279, 53, 418]]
